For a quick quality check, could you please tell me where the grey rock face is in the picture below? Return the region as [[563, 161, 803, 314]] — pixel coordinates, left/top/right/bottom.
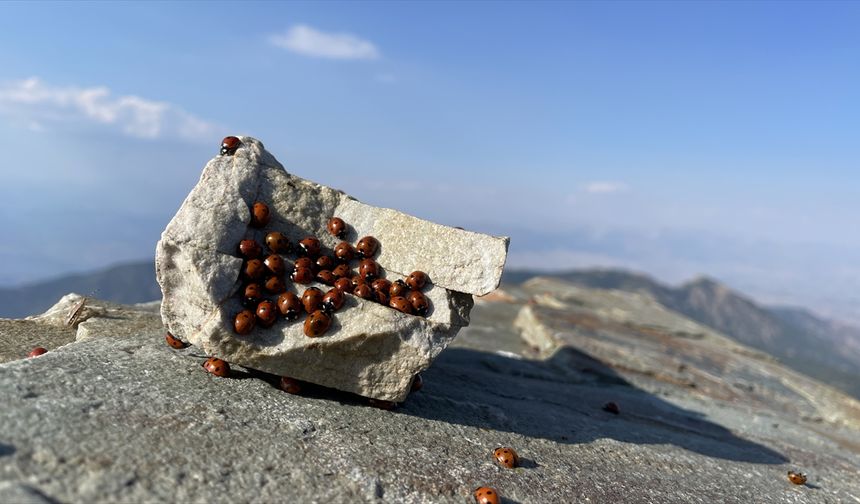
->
[[155, 137, 509, 401]]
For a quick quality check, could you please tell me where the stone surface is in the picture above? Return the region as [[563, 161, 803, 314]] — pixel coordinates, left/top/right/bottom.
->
[[156, 137, 507, 402], [1, 288, 860, 503]]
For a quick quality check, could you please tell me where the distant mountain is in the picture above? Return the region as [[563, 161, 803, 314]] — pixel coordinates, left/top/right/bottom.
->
[[0, 261, 160, 319], [502, 268, 860, 399]]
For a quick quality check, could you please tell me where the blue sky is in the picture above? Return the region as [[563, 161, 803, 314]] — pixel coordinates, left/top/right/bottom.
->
[[1, 1, 859, 322]]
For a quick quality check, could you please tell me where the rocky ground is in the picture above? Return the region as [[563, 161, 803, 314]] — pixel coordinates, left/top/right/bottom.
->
[[1, 280, 859, 503]]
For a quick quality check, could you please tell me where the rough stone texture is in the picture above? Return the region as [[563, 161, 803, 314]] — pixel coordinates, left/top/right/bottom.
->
[[1, 287, 859, 503], [156, 137, 508, 402]]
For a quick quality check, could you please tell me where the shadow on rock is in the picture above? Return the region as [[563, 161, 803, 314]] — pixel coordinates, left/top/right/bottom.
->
[[399, 346, 788, 464]]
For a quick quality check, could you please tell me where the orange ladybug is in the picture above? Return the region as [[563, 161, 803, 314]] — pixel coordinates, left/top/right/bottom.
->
[[265, 231, 290, 254], [493, 447, 519, 469], [238, 239, 262, 259], [256, 300, 278, 328], [298, 237, 321, 257], [334, 241, 355, 262], [202, 357, 230, 377], [250, 202, 270, 228], [327, 217, 347, 239], [473, 487, 500, 504], [234, 309, 256, 335], [355, 236, 379, 258], [301, 287, 324, 314], [277, 292, 302, 320], [787, 471, 807, 485], [165, 332, 188, 349], [304, 310, 332, 337], [322, 288, 345, 313], [406, 270, 428, 290], [280, 376, 302, 395]]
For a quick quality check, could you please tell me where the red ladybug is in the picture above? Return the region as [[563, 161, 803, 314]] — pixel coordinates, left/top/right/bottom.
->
[[322, 288, 344, 313], [371, 278, 392, 295], [350, 275, 366, 289], [492, 447, 519, 469], [242, 283, 263, 307], [291, 267, 314, 284], [332, 263, 352, 279], [316, 255, 335, 271], [406, 271, 428, 290], [304, 310, 332, 337], [203, 357, 230, 377], [359, 258, 379, 281], [263, 254, 286, 276], [353, 283, 373, 300], [165, 332, 188, 349], [243, 259, 265, 281], [250, 202, 270, 228], [334, 241, 355, 262], [238, 239, 262, 259], [390, 296, 413, 315], [27, 347, 48, 358], [407, 290, 430, 316], [327, 217, 347, 239], [264, 275, 287, 294], [316, 270, 335, 285], [389, 279, 409, 297], [294, 257, 315, 272], [787, 471, 807, 485], [256, 300, 278, 328], [356, 236, 380, 258], [280, 376, 302, 395], [603, 402, 620, 415], [368, 398, 396, 410], [234, 309, 256, 335], [220, 136, 241, 156], [473, 487, 500, 504], [277, 292, 302, 320], [301, 287, 324, 314], [411, 374, 423, 392], [265, 231, 290, 254], [334, 277, 354, 293], [375, 289, 390, 306], [298, 237, 321, 257]]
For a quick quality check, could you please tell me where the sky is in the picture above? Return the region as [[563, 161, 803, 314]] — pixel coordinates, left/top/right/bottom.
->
[[0, 1, 859, 323]]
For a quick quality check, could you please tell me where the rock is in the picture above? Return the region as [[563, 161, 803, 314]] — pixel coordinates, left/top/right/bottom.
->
[[1, 292, 859, 503], [156, 137, 509, 402]]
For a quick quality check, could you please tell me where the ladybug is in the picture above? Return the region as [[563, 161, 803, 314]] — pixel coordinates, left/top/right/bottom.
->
[[473, 487, 500, 504], [371, 278, 392, 295], [316, 255, 335, 271], [350, 274, 366, 289], [242, 283, 263, 307], [27, 347, 48, 358], [407, 290, 430, 316], [375, 289, 390, 306], [332, 263, 352, 279], [265, 232, 290, 254], [492, 447, 519, 469], [263, 254, 286, 276], [303, 310, 332, 337], [356, 236, 379, 258], [277, 292, 302, 320], [301, 287, 324, 314], [406, 271, 428, 290], [256, 300, 278, 328], [294, 257, 316, 272], [334, 241, 355, 262], [390, 296, 413, 315], [353, 283, 373, 300], [280, 376, 302, 395], [234, 309, 256, 335], [291, 267, 314, 284], [202, 357, 230, 377], [327, 217, 347, 239], [250, 202, 270, 228], [322, 288, 344, 313], [298, 237, 321, 257], [264, 275, 287, 294], [368, 398, 396, 410], [220, 136, 241, 156], [389, 279, 409, 297], [165, 332, 188, 349], [411, 374, 423, 392], [359, 258, 379, 281], [317, 270, 335, 285], [787, 471, 807, 485], [243, 259, 265, 281], [334, 277, 354, 293], [603, 402, 620, 415], [238, 239, 262, 259]]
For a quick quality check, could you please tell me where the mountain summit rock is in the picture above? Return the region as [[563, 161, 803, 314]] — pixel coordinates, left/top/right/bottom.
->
[[155, 137, 509, 401]]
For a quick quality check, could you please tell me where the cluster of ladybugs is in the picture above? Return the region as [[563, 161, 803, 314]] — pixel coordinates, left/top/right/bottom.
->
[[230, 203, 432, 340]]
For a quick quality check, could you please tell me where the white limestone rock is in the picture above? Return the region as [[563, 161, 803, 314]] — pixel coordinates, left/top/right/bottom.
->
[[155, 137, 509, 401]]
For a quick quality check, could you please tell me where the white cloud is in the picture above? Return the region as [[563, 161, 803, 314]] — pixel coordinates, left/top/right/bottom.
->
[[269, 24, 380, 60], [0, 77, 217, 141], [583, 181, 629, 194]]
